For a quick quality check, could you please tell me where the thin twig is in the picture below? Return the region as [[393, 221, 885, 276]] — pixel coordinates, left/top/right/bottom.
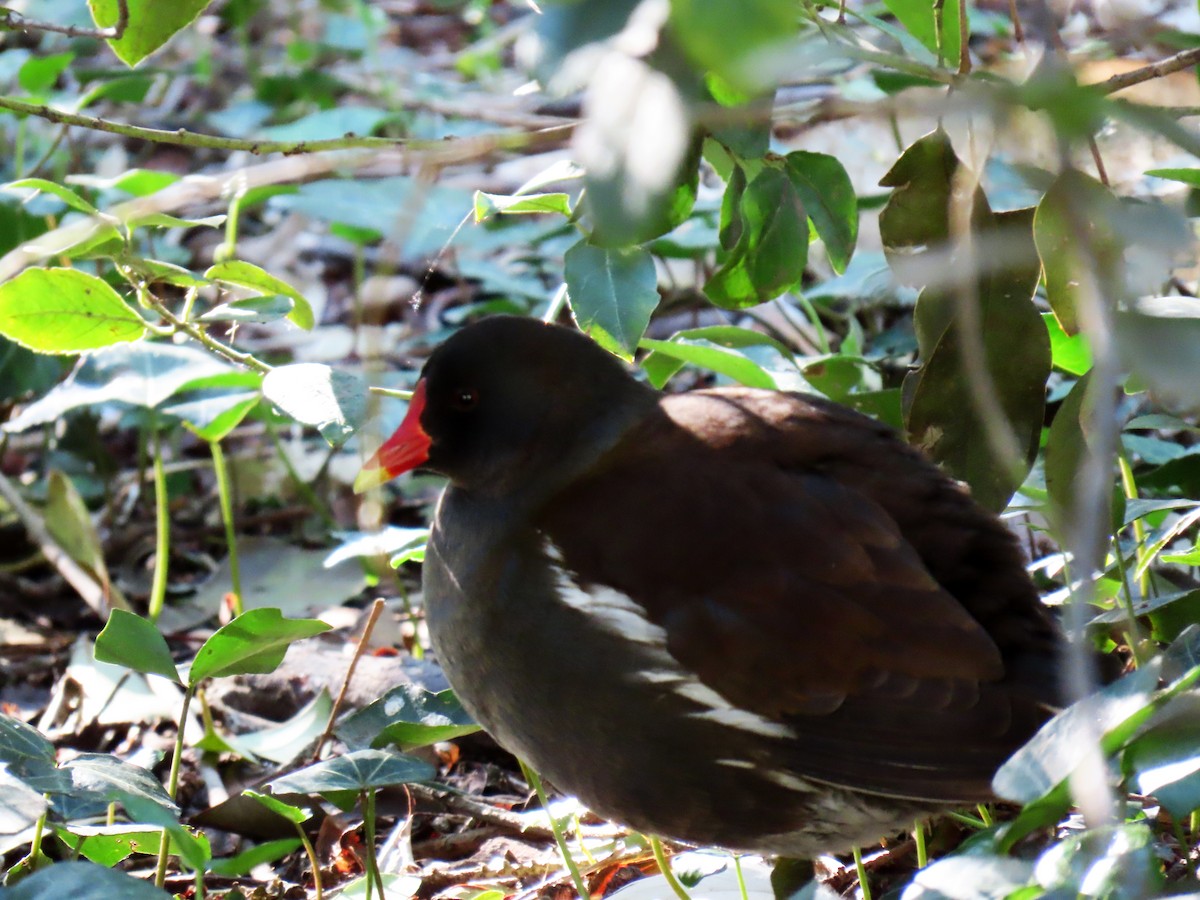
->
[[406, 783, 556, 840], [1, 0, 128, 40], [0, 128, 571, 285], [1097, 46, 1200, 96], [313, 598, 387, 760], [0, 94, 572, 158]]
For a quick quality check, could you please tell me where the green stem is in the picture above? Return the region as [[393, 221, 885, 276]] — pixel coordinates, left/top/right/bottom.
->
[[976, 803, 994, 827], [794, 294, 832, 354], [852, 846, 872, 900], [946, 810, 987, 829], [28, 807, 48, 870], [913, 820, 928, 868], [297, 823, 324, 900], [209, 441, 243, 617], [649, 836, 691, 900], [1174, 818, 1195, 881], [520, 760, 592, 900], [147, 427, 170, 623], [155, 685, 195, 888], [733, 855, 748, 900], [150, 298, 272, 374], [363, 789, 385, 900]]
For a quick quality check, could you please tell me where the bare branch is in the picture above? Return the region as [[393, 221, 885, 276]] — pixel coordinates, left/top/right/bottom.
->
[[1, 0, 128, 40]]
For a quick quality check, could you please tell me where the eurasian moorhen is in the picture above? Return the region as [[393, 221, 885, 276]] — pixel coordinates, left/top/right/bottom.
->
[[356, 315, 1062, 857]]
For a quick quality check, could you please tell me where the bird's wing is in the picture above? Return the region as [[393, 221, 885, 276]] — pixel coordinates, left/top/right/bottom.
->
[[535, 388, 1054, 799]]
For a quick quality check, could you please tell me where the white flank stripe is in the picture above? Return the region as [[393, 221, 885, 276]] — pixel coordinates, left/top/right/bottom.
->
[[546, 549, 668, 647], [764, 769, 817, 793], [716, 758, 756, 770], [692, 708, 796, 739]]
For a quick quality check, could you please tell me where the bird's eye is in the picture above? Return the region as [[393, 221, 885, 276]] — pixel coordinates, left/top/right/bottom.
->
[[451, 387, 479, 411]]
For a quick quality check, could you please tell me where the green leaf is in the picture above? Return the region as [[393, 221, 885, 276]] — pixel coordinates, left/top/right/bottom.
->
[[784, 151, 858, 273], [993, 662, 1162, 804], [1043, 312, 1091, 375], [60, 753, 180, 820], [639, 337, 777, 389], [578, 60, 700, 246], [244, 788, 312, 824], [882, 133, 1048, 510], [338, 685, 479, 752], [17, 52, 74, 94], [669, 0, 795, 92], [199, 294, 295, 324], [882, 0, 962, 66], [705, 164, 808, 308], [89, 0, 214, 67], [268, 748, 435, 795], [125, 212, 226, 230], [1116, 296, 1200, 411], [94, 609, 181, 682], [473, 191, 572, 221], [209, 838, 303, 876], [56, 824, 164, 866], [4, 177, 99, 215], [905, 213, 1048, 511], [904, 855, 1033, 899], [0, 267, 146, 353], [262, 363, 367, 447], [188, 608, 331, 683], [169, 391, 259, 443], [1146, 167, 1200, 187], [1044, 374, 1107, 549], [1127, 721, 1200, 817], [72, 168, 181, 197], [564, 241, 660, 359], [205, 259, 314, 330], [1033, 170, 1122, 335], [233, 690, 334, 764], [121, 794, 211, 872], [879, 129, 960, 288], [0, 712, 56, 766], [4, 342, 233, 432], [45, 470, 126, 609], [4, 861, 174, 899], [125, 258, 208, 288], [0, 767, 49, 834]]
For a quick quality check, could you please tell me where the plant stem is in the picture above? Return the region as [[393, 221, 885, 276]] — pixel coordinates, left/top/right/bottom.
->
[[363, 789, 386, 900], [852, 846, 872, 900], [297, 824, 324, 900], [520, 760, 592, 900], [209, 440, 243, 617], [913, 820, 928, 868], [155, 685, 195, 888], [733, 854, 749, 900], [649, 836, 692, 900], [147, 427, 170, 623]]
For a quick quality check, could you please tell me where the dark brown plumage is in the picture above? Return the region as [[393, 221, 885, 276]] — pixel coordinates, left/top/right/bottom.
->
[[357, 315, 1062, 856]]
